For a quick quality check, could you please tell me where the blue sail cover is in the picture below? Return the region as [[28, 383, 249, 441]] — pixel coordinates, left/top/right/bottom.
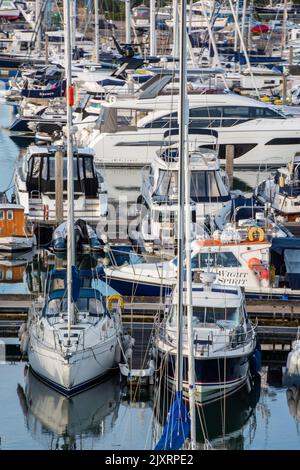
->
[[63, 266, 81, 302], [155, 391, 190, 450]]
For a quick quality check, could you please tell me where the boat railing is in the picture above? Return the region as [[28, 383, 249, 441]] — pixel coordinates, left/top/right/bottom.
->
[[30, 190, 41, 200], [156, 320, 256, 355]]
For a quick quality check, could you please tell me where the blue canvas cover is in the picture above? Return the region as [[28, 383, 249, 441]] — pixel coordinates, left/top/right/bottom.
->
[[155, 391, 190, 450]]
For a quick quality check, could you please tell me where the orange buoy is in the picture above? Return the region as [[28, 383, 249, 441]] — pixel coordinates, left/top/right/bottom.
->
[[248, 258, 261, 270], [248, 257, 269, 280]]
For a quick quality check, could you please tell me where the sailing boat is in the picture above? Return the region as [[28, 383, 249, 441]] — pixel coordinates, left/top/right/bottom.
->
[[21, 0, 123, 396], [155, 0, 193, 450], [154, 0, 260, 449]]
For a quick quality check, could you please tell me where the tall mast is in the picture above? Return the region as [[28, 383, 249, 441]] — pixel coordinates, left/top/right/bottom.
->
[[125, 0, 131, 44], [173, 0, 179, 57], [35, 0, 42, 54], [94, 0, 100, 63], [233, 0, 239, 63], [179, 0, 197, 449], [71, 0, 77, 51], [150, 0, 156, 56], [175, 0, 185, 399], [63, 0, 75, 344], [240, 0, 247, 54], [281, 0, 288, 54]]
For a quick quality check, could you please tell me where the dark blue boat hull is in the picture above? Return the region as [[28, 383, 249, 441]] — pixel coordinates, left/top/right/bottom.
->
[[105, 275, 300, 300], [164, 352, 251, 394]]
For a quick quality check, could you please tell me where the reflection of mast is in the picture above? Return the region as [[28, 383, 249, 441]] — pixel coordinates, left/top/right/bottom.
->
[[257, 366, 271, 447]]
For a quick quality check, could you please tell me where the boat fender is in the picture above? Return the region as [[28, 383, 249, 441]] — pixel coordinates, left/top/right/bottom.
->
[[123, 334, 135, 351], [18, 322, 27, 340], [279, 175, 285, 188], [125, 347, 133, 361], [297, 354, 300, 375], [247, 227, 265, 242], [43, 204, 49, 221], [20, 332, 29, 354], [115, 343, 122, 363], [292, 340, 300, 350], [287, 351, 292, 370], [288, 351, 299, 375]]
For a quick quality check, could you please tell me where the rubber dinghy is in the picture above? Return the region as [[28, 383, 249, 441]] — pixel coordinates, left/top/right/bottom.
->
[[52, 219, 107, 253]]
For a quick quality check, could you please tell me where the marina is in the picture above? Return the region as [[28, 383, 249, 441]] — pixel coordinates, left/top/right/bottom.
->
[[1, 0, 300, 453]]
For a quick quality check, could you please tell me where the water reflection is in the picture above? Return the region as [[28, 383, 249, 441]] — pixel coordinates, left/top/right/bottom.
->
[[153, 376, 261, 450], [17, 367, 121, 450], [0, 251, 34, 294], [286, 386, 300, 423]]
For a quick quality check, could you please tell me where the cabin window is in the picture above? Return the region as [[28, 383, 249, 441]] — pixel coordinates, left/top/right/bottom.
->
[[158, 211, 176, 223], [145, 105, 284, 129], [193, 306, 239, 325], [7, 211, 13, 221], [0, 210, 4, 220], [191, 252, 241, 269], [84, 157, 94, 178], [62, 158, 79, 180], [6, 270, 12, 281], [0, 270, 3, 280], [32, 158, 40, 178]]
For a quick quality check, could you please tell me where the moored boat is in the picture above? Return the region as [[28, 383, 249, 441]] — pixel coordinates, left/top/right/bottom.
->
[[155, 273, 259, 401], [0, 193, 35, 255]]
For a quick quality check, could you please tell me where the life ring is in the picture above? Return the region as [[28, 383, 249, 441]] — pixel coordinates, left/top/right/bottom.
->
[[247, 227, 265, 242], [107, 294, 124, 311]]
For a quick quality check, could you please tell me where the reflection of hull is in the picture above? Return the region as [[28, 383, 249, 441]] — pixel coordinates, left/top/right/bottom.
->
[[17, 367, 120, 447], [153, 375, 261, 449], [0, 236, 34, 254]]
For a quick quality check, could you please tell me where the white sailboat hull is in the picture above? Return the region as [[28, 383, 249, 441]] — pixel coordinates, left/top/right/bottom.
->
[[28, 332, 117, 395]]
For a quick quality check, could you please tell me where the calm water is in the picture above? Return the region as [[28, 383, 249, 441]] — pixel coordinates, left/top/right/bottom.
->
[[0, 362, 300, 450], [0, 102, 300, 450]]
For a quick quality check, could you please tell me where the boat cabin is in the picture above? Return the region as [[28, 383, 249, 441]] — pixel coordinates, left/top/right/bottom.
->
[[0, 203, 29, 238], [147, 147, 231, 205], [24, 146, 99, 198], [44, 288, 107, 325]]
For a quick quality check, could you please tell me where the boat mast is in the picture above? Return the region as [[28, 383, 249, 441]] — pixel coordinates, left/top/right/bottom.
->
[[64, 0, 75, 344], [281, 0, 288, 54], [173, 0, 179, 57], [125, 0, 131, 44], [179, 0, 197, 449], [94, 0, 100, 63], [240, 0, 247, 71], [150, 0, 156, 56], [35, 0, 42, 55]]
